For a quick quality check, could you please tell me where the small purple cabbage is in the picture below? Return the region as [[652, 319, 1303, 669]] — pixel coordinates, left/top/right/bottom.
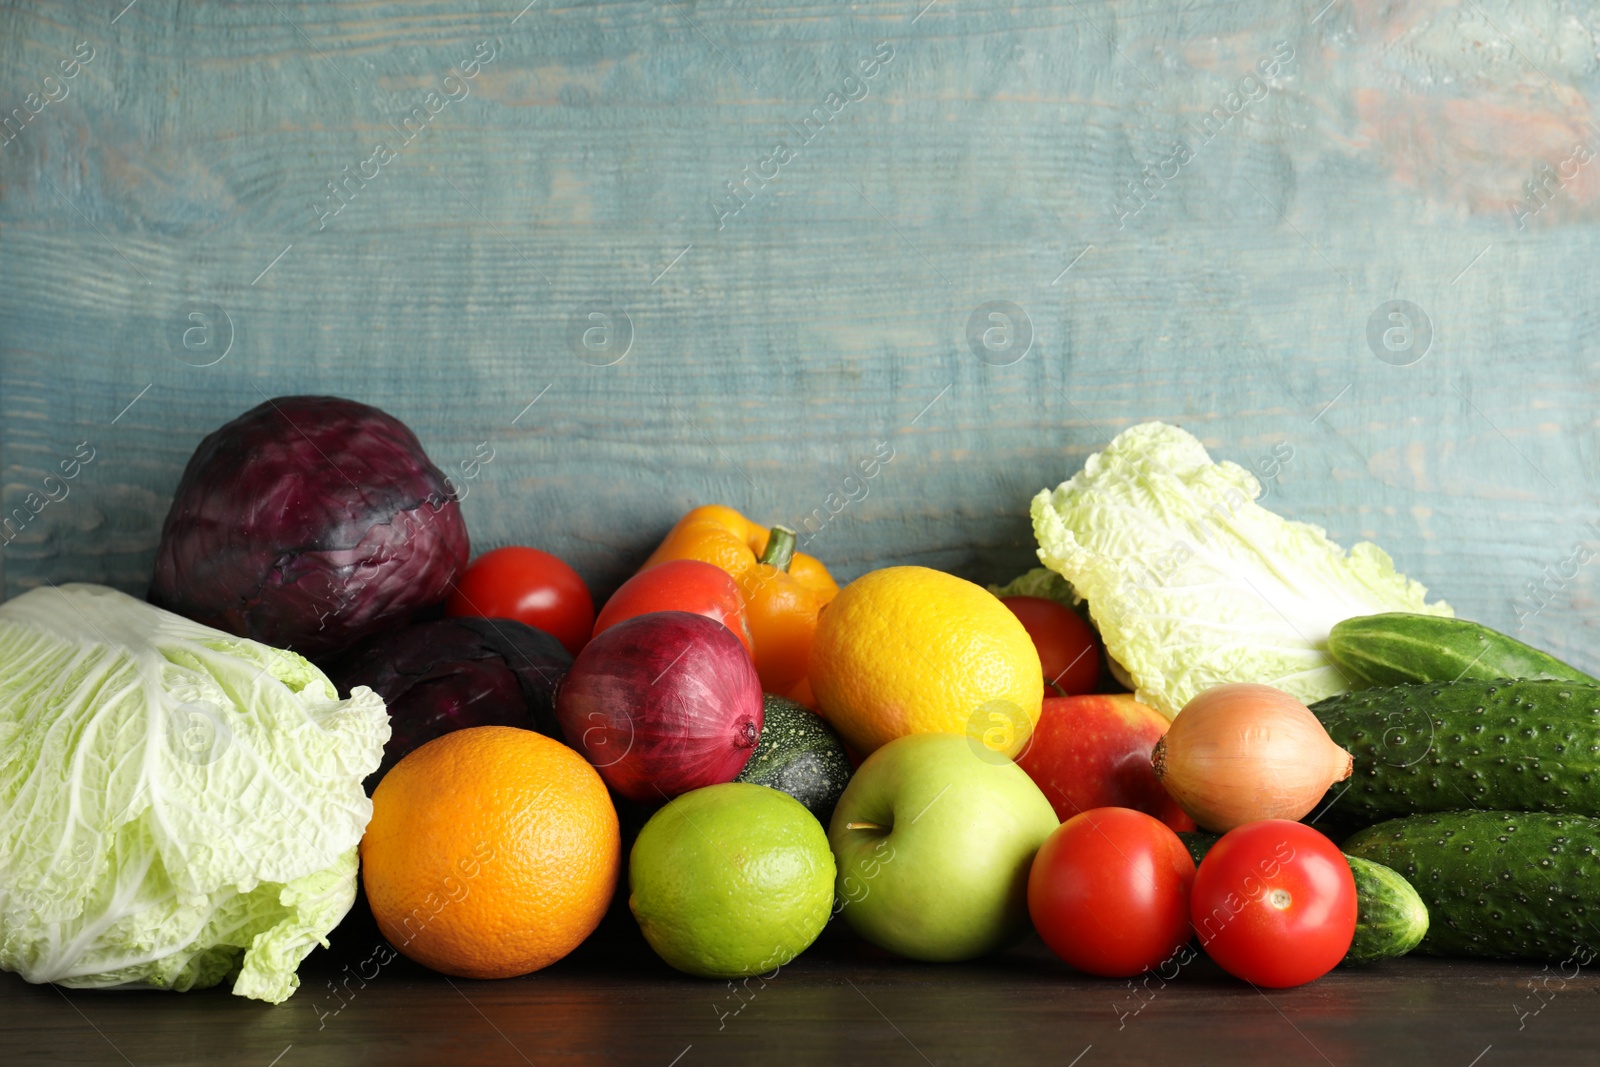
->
[[149, 396, 469, 658], [324, 616, 572, 783]]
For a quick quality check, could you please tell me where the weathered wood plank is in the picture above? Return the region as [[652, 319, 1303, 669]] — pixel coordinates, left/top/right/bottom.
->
[[2, 0, 1599, 673], [6, 919, 1599, 1067]]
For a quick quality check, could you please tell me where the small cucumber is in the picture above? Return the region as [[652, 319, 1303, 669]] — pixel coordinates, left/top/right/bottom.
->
[[1177, 830, 1221, 868], [1343, 854, 1429, 963], [1311, 679, 1600, 823], [1176, 831, 1429, 964], [1345, 810, 1600, 961], [1328, 612, 1598, 687]]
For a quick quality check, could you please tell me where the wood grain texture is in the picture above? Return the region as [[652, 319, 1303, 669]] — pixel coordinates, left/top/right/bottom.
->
[[4, 912, 1597, 1067], [2, 0, 1600, 672]]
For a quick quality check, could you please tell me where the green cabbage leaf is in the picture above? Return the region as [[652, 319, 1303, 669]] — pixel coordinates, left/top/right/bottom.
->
[[1030, 422, 1451, 718], [0, 584, 388, 1003], [987, 567, 1082, 609]]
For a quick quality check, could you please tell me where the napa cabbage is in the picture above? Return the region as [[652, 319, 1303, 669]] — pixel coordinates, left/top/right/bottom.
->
[[0, 584, 387, 1003]]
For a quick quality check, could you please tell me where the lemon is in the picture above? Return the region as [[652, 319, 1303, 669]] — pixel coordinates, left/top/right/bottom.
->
[[628, 783, 835, 978], [809, 566, 1043, 757]]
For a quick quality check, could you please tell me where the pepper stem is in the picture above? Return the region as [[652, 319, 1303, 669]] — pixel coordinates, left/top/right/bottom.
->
[[758, 525, 797, 572]]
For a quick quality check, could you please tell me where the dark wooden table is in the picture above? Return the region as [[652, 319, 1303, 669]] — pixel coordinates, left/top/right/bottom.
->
[[5, 898, 1594, 1067]]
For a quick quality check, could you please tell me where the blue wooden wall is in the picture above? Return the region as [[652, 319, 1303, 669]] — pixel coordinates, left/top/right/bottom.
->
[[3, 1, 1599, 667]]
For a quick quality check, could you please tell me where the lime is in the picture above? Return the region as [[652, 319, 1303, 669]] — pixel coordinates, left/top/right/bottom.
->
[[629, 782, 836, 978]]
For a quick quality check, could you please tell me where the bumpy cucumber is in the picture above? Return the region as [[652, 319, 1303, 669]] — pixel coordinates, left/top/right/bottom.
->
[[1177, 830, 1221, 868], [1311, 680, 1600, 823], [1176, 832, 1429, 964], [1343, 854, 1429, 963], [1344, 811, 1600, 961], [1328, 613, 1597, 687]]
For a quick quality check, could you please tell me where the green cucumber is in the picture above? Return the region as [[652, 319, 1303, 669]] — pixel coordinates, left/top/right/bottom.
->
[[1176, 832, 1429, 964], [1343, 854, 1430, 963], [1328, 612, 1598, 687], [1311, 679, 1600, 823], [1177, 830, 1221, 868], [1344, 811, 1600, 961], [734, 695, 853, 824]]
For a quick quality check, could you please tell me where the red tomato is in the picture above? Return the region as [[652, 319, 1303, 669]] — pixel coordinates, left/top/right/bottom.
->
[[1000, 596, 1100, 695], [592, 560, 754, 656], [1190, 820, 1357, 988], [1027, 807, 1196, 977], [445, 546, 594, 656]]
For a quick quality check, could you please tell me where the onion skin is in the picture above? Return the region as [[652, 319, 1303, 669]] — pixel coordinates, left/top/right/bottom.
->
[[1150, 683, 1353, 832], [554, 610, 763, 803]]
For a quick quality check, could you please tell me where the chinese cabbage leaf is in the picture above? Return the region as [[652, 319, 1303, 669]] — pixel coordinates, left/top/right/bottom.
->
[[1030, 422, 1451, 718], [0, 584, 388, 1003]]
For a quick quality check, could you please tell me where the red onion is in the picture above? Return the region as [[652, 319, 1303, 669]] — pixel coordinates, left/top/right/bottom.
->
[[554, 611, 762, 803]]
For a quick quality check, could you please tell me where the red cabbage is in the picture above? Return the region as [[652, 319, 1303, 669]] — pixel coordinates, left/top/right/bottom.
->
[[149, 396, 469, 657], [324, 616, 571, 784]]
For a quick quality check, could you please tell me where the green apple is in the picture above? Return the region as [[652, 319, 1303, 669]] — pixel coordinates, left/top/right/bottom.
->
[[827, 732, 1058, 961]]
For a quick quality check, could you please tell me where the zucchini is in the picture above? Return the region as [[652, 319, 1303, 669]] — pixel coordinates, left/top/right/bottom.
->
[[1176, 831, 1429, 964], [1345, 811, 1600, 961], [734, 695, 852, 824], [1328, 612, 1598, 687], [1311, 679, 1600, 823]]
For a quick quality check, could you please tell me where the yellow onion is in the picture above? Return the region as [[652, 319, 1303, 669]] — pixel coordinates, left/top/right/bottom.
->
[[1150, 682, 1352, 832]]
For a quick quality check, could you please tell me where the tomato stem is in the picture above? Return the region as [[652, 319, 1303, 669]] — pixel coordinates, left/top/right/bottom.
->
[[758, 525, 797, 572]]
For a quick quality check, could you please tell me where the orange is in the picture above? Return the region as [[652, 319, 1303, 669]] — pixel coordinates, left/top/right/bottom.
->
[[809, 566, 1044, 757], [360, 725, 619, 979]]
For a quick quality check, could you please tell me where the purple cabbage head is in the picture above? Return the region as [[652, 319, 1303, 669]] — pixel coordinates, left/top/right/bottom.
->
[[149, 395, 469, 658], [324, 616, 572, 784]]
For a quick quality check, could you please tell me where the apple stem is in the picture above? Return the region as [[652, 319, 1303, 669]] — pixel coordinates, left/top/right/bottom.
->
[[844, 821, 886, 831]]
